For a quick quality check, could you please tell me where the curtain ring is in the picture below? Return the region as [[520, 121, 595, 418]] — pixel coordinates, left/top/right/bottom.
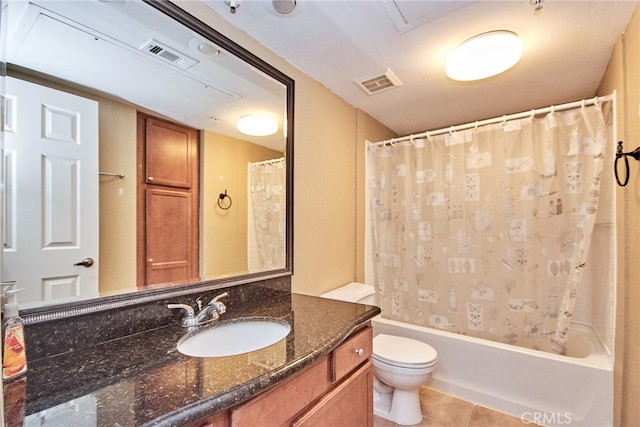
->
[[593, 96, 602, 110], [218, 190, 232, 210]]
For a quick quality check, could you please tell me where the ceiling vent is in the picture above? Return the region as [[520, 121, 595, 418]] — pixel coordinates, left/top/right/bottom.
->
[[354, 68, 402, 95], [140, 39, 198, 70]]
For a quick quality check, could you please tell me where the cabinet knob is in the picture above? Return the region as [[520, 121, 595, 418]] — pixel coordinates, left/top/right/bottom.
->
[[148, 258, 154, 263], [355, 348, 364, 357], [148, 176, 154, 181]]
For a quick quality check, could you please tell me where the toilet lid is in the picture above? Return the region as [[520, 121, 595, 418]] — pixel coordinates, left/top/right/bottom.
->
[[373, 334, 437, 368]]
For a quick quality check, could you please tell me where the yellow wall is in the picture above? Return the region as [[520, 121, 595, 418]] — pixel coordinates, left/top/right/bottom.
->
[[599, 4, 640, 425], [6, 69, 139, 296], [175, 3, 396, 296], [96, 99, 138, 296], [201, 131, 282, 279]]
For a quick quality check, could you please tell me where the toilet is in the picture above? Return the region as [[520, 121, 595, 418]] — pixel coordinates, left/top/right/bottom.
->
[[320, 283, 438, 425]]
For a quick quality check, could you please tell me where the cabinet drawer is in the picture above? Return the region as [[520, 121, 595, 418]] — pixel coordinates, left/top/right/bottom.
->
[[332, 325, 372, 382], [231, 357, 330, 427]]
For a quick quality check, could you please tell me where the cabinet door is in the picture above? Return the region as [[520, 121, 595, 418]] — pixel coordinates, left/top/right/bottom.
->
[[137, 113, 199, 286], [231, 358, 330, 427], [145, 117, 196, 188], [292, 361, 373, 427], [145, 188, 195, 284]]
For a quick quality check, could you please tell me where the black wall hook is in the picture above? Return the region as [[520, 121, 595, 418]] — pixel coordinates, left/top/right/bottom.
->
[[218, 190, 232, 210], [615, 141, 640, 187]]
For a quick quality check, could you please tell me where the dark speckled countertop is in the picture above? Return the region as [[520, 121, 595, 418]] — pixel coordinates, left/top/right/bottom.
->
[[9, 293, 379, 427]]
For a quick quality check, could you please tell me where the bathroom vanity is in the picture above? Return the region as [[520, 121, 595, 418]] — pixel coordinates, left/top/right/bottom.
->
[[214, 321, 373, 427], [6, 289, 379, 426]]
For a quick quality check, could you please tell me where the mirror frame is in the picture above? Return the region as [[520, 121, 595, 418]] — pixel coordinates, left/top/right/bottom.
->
[[11, 0, 295, 323]]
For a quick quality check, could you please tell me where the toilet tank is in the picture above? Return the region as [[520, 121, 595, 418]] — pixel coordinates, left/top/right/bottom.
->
[[320, 282, 377, 305]]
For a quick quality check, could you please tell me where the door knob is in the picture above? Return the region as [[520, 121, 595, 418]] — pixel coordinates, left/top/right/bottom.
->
[[74, 257, 94, 268]]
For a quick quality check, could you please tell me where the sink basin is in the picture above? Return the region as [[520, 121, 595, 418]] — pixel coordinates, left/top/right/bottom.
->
[[176, 317, 291, 357]]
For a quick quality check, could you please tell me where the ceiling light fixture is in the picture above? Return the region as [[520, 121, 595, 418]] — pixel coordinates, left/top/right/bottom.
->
[[237, 115, 278, 136], [273, 0, 296, 15], [446, 30, 523, 81], [196, 42, 220, 57]]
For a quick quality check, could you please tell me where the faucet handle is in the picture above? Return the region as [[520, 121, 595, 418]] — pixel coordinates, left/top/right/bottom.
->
[[211, 292, 229, 303], [210, 292, 228, 314], [168, 303, 195, 318]]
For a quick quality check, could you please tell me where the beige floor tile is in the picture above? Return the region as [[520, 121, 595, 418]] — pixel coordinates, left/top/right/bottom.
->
[[373, 415, 397, 427], [374, 413, 453, 427], [419, 387, 475, 427], [373, 387, 534, 427], [468, 405, 531, 427]]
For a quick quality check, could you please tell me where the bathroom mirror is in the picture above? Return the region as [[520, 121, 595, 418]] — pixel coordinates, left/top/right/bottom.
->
[[1, 0, 294, 314]]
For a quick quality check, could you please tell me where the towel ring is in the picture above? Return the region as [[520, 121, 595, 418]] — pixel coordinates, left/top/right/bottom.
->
[[615, 141, 640, 187], [613, 141, 640, 187], [218, 190, 232, 210]]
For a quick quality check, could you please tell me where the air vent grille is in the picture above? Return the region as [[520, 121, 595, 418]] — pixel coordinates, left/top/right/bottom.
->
[[354, 68, 402, 95], [140, 39, 198, 70]]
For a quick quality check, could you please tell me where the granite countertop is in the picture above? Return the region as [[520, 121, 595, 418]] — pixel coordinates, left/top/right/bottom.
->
[[8, 293, 380, 427]]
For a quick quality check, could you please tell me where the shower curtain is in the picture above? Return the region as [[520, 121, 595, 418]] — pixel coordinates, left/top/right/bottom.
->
[[248, 158, 286, 272], [367, 100, 613, 354]]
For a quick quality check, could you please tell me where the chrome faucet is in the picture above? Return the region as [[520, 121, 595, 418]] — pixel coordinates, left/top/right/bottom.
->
[[168, 292, 229, 327]]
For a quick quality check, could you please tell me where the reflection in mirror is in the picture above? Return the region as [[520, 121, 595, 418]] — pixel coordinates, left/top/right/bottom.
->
[[1, 0, 293, 310]]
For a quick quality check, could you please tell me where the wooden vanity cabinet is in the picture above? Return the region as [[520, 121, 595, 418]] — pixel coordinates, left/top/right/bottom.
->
[[291, 361, 373, 427], [192, 323, 373, 427]]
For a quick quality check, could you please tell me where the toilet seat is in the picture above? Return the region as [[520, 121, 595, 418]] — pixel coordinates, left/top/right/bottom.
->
[[373, 334, 438, 369]]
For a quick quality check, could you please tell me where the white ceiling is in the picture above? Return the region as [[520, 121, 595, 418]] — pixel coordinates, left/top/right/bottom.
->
[[204, 0, 638, 137], [6, 0, 288, 151]]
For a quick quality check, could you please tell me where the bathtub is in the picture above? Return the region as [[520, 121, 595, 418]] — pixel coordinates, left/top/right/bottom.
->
[[372, 316, 613, 427]]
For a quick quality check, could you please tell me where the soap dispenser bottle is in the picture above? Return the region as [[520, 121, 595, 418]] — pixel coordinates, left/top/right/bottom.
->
[[3, 289, 27, 381]]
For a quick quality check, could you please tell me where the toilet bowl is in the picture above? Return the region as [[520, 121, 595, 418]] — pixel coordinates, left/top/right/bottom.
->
[[320, 282, 439, 426], [372, 334, 437, 425]]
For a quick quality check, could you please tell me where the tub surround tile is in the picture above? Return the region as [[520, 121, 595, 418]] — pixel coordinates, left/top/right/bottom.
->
[[11, 290, 379, 426]]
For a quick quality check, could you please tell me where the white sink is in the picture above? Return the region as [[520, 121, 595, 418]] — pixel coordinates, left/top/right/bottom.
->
[[176, 317, 291, 357]]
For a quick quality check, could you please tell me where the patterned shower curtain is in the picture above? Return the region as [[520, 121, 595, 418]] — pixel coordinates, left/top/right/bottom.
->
[[367, 101, 612, 354], [248, 158, 286, 271]]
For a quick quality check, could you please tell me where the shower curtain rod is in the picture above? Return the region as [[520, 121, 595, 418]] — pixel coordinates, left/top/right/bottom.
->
[[370, 94, 615, 148], [251, 157, 285, 166]]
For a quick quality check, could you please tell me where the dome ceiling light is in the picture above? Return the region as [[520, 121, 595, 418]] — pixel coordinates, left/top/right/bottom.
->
[[446, 30, 523, 82], [272, 0, 296, 15], [237, 115, 278, 136]]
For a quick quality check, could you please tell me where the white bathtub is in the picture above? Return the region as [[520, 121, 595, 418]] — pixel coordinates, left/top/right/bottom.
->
[[372, 316, 613, 427]]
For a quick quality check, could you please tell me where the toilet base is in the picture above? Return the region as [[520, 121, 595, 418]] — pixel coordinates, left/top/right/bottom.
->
[[373, 386, 423, 425]]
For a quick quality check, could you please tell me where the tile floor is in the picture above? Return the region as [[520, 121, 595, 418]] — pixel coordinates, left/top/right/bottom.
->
[[373, 387, 540, 427]]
